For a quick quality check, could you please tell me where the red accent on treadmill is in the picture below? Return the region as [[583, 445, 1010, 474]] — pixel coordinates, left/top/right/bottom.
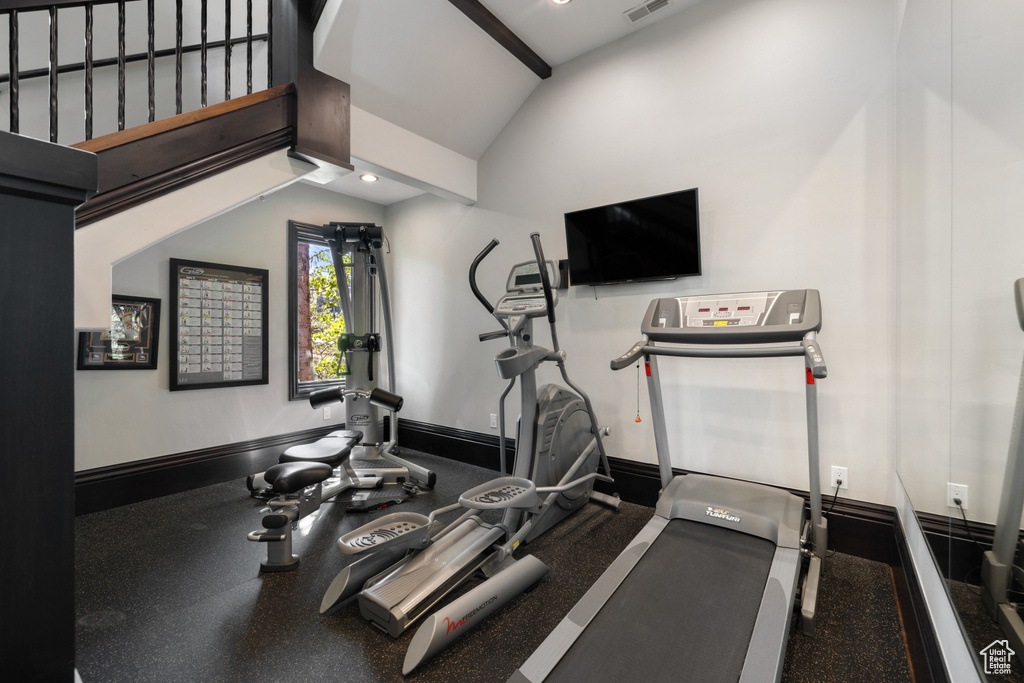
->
[[645, 362, 652, 377], [806, 367, 815, 385]]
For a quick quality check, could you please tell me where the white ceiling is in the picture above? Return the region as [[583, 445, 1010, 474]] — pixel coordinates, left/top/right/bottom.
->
[[312, 0, 704, 204]]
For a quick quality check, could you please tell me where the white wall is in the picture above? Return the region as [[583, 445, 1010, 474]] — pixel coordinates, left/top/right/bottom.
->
[[946, 1, 1024, 523], [894, 0, 1024, 521], [387, 0, 898, 505], [74, 182, 384, 471], [893, 0, 953, 517]]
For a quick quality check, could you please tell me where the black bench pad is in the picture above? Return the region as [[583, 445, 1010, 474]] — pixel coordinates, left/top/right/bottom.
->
[[279, 430, 363, 466], [265, 461, 334, 494]]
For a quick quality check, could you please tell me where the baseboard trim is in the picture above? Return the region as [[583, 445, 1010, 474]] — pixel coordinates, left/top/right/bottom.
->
[[914, 509, 993, 587], [396, 418, 514, 472], [75, 425, 339, 515]]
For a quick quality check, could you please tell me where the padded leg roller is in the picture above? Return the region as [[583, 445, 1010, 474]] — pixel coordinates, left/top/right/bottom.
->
[[247, 510, 300, 572]]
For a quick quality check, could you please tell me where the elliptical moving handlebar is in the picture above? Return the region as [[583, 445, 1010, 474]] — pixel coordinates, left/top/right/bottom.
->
[[469, 239, 499, 314], [529, 232, 557, 325]]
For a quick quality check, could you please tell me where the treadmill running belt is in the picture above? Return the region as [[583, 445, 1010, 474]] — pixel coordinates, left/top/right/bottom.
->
[[547, 518, 777, 682]]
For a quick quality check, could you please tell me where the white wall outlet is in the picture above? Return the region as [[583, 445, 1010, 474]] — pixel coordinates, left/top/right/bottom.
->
[[830, 466, 848, 490], [948, 483, 969, 510], [323, 406, 331, 420], [490, 414, 498, 429]]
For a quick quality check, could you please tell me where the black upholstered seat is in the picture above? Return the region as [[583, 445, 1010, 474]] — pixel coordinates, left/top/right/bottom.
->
[[264, 461, 334, 494], [278, 430, 362, 466]]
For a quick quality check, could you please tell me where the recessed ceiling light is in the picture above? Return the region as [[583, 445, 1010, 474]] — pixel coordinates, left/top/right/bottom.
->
[[551, 0, 572, 4], [359, 173, 379, 182]]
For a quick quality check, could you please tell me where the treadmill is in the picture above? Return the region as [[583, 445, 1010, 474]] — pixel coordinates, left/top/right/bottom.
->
[[511, 289, 827, 683]]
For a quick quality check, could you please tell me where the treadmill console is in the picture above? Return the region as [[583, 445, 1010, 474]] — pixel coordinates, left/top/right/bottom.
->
[[641, 289, 821, 344], [493, 261, 560, 319]]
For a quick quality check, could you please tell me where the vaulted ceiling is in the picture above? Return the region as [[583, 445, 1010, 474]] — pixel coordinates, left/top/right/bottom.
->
[[312, 0, 704, 203]]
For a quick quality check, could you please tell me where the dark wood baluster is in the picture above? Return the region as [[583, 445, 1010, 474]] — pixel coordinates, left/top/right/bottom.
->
[[176, 0, 183, 115], [246, 0, 252, 94], [9, 10, 18, 135], [85, 4, 93, 140], [224, 0, 231, 100], [117, 0, 125, 131], [201, 0, 208, 106], [147, 0, 155, 122], [48, 6, 57, 142]]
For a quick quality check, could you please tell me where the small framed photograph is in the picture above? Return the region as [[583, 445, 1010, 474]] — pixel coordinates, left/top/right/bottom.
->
[[77, 295, 161, 370]]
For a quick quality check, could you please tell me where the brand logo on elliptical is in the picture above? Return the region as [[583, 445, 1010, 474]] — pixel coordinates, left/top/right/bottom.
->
[[350, 415, 370, 423], [443, 596, 498, 635], [706, 506, 741, 523]]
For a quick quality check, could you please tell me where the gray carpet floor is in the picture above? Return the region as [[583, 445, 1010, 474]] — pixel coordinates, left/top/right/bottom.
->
[[75, 451, 913, 682]]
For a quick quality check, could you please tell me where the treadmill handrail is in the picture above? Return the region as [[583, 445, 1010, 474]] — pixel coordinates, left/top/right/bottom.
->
[[620, 341, 805, 360]]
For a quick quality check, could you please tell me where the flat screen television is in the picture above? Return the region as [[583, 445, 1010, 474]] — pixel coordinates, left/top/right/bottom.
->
[[564, 188, 701, 286]]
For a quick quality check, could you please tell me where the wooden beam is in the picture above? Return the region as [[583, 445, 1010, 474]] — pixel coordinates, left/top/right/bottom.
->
[[448, 0, 551, 79]]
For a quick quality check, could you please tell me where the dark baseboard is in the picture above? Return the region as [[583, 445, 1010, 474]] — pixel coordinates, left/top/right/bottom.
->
[[915, 509, 993, 587], [75, 425, 340, 515], [396, 418, 514, 473]]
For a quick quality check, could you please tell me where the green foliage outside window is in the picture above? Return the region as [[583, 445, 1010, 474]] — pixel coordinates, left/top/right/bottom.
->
[[304, 244, 350, 381]]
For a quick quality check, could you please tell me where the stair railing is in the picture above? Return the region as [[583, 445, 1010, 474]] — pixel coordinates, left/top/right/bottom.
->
[[0, 0, 273, 145]]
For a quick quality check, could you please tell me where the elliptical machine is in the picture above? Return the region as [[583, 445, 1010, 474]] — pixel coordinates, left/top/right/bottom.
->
[[247, 223, 435, 511], [318, 233, 618, 674]]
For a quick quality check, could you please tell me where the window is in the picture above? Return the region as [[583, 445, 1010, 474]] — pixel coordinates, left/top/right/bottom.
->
[[288, 221, 349, 400]]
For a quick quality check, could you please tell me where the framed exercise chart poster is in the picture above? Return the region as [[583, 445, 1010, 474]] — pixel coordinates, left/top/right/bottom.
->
[[169, 258, 269, 391]]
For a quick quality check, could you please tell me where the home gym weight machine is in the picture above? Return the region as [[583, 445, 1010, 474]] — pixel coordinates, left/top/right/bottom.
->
[[245, 223, 436, 572], [514, 289, 828, 683], [247, 223, 435, 509], [318, 233, 618, 674], [246, 386, 406, 571], [981, 278, 1024, 657]]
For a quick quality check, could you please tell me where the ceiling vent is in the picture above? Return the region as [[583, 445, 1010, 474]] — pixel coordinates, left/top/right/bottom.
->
[[623, 0, 671, 25]]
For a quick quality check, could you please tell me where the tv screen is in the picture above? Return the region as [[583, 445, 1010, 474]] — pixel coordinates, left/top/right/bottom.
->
[[564, 188, 701, 286]]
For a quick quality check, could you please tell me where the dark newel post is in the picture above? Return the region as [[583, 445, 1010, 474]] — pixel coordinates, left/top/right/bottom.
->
[[272, 0, 352, 172], [0, 131, 97, 681]]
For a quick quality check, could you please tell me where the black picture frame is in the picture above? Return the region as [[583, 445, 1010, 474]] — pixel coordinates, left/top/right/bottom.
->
[[169, 258, 269, 391], [77, 295, 161, 370]]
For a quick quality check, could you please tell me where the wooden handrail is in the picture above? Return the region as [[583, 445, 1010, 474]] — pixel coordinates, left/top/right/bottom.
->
[[73, 84, 293, 153]]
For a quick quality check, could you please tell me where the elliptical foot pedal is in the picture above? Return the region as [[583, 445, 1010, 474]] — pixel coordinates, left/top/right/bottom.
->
[[337, 483, 418, 512], [459, 476, 541, 510], [337, 512, 431, 555]]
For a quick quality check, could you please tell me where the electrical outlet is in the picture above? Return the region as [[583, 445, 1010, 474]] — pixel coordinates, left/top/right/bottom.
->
[[948, 483, 969, 510], [830, 466, 848, 490], [323, 406, 331, 421], [490, 414, 498, 429]]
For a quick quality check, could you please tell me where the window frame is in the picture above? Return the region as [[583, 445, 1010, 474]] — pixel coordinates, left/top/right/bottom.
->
[[288, 220, 346, 401]]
